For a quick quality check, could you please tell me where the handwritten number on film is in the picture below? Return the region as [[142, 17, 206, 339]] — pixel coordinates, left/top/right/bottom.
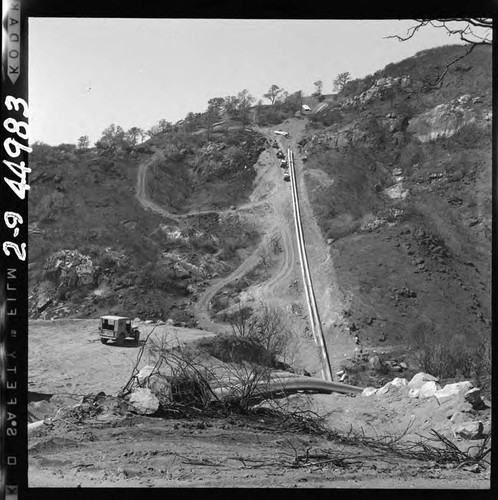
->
[[3, 96, 31, 261]]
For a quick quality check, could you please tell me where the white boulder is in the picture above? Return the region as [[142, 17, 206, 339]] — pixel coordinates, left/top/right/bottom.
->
[[408, 388, 420, 399], [434, 381, 473, 405], [137, 365, 156, 386], [376, 382, 393, 396], [408, 372, 439, 390], [129, 388, 159, 415], [390, 377, 408, 387], [28, 420, 45, 434], [453, 421, 483, 440], [361, 387, 378, 397], [419, 381, 440, 399]]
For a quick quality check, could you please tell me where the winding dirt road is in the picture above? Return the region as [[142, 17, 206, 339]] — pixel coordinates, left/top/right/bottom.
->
[[135, 133, 301, 334], [133, 123, 350, 377], [135, 149, 269, 221]]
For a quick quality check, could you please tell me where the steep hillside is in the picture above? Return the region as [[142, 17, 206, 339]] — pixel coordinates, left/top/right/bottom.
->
[[300, 44, 491, 357], [146, 128, 266, 212], [28, 128, 265, 322]]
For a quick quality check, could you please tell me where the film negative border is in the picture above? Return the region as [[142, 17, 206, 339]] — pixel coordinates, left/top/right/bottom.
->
[[2, 1, 30, 498]]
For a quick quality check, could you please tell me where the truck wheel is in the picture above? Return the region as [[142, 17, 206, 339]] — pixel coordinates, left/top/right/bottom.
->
[[116, 333, 125, 346], [100, 338, 108, 344]]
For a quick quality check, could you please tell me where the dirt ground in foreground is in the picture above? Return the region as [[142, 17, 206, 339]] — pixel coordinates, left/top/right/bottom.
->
[[28, 319, 490, 489], [28, 411, 490, 489]]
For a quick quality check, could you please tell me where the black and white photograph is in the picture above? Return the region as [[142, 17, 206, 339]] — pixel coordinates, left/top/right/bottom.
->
[[1, 2, 493, 493]]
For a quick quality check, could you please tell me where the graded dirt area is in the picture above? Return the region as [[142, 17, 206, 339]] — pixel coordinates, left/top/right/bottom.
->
[[28, 410, 490, 489], [28, 319, 215, 396], [28, 302, 490, 489]]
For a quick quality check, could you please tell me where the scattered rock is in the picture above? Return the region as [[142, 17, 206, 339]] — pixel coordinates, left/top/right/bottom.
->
[[434, 381, 473, 405], [408, 372, 439, 390], [368, 355, 381, 370], [128, 388, 159, 415], [449, 411, 466, 425], [390, 377, 408, 387], [453, 421, 483, 440], [28, 420, 45, 434], [137, 365, 156, 386], [407, 99, 477, 142], [361, 387, 378, 397], [482, 420, 491, 437], [376, 383, 391, 396], [419, 381, 440, 399], [408, 388, 420, 399], [36, 296, 53, 313], [457, 94, 472, 104], [461, 464, 481, 473], [464, 388, 486, 410]]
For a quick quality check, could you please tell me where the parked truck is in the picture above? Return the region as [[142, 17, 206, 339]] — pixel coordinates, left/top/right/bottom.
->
[[274, 130, 290, 138], [99, 315, 140, 346]]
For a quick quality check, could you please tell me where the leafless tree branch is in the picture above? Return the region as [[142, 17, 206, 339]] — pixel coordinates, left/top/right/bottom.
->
[[385, 18, 491, 93], [386, 18, 492, 45]]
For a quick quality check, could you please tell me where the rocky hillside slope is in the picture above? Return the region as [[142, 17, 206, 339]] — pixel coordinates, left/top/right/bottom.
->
[[300, 44, 491, 358], [28, 129, 266, 322]]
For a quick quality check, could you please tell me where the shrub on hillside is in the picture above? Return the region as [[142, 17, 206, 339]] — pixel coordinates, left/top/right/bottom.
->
[[222, 304, 293, 365], [412, 328, 491, 388], [449, 122, 489, 149], [136, 261, 188, 295], [308, 107, 344, 127]]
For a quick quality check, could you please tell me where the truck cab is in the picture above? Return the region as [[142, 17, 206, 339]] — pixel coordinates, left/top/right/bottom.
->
[[99, 315, 140, 346]]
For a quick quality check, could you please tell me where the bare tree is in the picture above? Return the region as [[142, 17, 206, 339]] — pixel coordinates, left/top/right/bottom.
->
[[386, 19, 492, 90]]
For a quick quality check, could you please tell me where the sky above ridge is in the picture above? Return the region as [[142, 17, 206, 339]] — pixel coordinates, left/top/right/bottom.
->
[[29, 18, 466, 145]]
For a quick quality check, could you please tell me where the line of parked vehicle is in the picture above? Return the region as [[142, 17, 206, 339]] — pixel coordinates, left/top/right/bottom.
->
[[272, 132, 290, 182]]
